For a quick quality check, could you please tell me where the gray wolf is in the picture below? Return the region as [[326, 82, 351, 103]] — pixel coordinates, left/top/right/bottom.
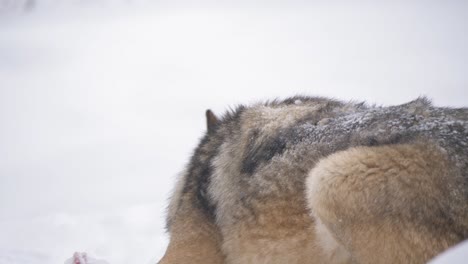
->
[[158, 96, 468, 264]]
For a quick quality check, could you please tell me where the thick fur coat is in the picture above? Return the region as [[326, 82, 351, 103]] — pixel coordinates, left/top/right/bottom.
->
[[159, 96, 468, 264]]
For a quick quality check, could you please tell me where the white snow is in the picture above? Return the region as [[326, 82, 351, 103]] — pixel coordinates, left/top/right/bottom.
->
[[0, 1, 467, 263], [429, 240, 468, 264]]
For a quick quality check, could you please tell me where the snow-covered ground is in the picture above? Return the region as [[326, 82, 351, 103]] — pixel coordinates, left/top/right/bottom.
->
[[1, 1, 467, 263]]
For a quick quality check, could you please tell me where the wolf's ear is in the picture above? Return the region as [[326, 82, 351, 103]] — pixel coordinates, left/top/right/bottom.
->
[[206, 109, 219, 133]]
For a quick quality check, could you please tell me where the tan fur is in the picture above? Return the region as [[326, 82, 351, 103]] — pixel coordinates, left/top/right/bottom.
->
[[159, 198, 224, 264], [314, 217, 353, 263], [307, 144, 468, 264], [220, 195, 321, 264]]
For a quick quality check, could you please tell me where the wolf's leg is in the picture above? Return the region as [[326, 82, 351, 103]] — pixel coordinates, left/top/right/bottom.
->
[[158, 205, 223, 264], [307, 144, 467, 264], [159, 172, 224, 264]]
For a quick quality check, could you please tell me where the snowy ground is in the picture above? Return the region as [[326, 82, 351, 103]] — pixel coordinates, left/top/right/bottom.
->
[[1, 1, 467, 263]]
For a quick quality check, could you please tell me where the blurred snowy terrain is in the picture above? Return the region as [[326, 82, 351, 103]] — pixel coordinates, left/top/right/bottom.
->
[[0, 1, 467, 263]]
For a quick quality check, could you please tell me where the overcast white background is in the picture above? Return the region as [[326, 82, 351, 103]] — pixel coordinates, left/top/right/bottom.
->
[[0, 1, 467, 263]]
